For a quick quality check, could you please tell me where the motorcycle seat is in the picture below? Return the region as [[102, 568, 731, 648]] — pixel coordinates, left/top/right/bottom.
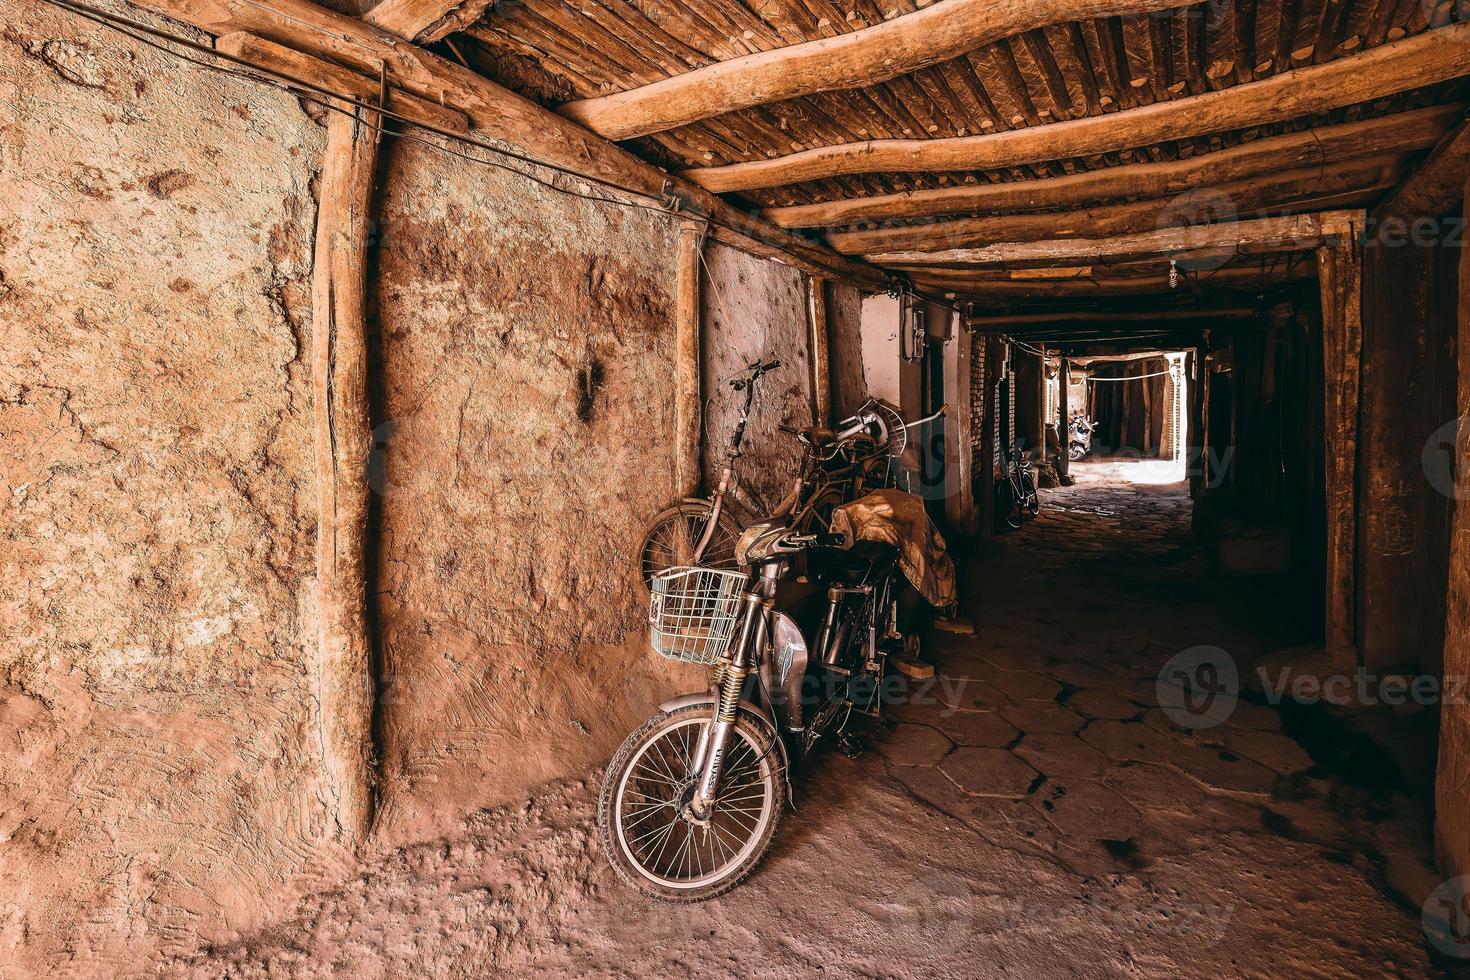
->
[[806, 540, 899, 587], [797, 426, 838, 448]]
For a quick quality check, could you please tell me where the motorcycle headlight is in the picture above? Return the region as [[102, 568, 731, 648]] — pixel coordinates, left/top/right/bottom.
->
[[734, 522, 772, 566]]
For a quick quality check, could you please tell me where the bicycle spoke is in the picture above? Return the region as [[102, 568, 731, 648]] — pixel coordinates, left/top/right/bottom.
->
[[617, 718, 775, 885]]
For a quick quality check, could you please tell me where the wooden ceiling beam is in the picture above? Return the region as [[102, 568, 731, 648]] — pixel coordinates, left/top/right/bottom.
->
[[759, 104, 1460, 229], [913, 264, 1317, 297], [684, 22, 1470, 193], [362, 0, 496, 43], [554, 0, 1197, 141], [1373, 113, 1470, 223], [868, 210, 1363, 267], [970, 309, 1257, 326], [831, 156, 1401, 253], [124, 0, 889, 291], [216, 32, 470, 132]]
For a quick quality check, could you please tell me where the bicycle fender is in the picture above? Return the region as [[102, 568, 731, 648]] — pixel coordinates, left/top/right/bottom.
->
[[658, 692, 791, 774]]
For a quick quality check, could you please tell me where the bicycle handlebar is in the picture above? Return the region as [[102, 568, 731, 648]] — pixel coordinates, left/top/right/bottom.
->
[[729, 357, 782, 391], [902, 403, 948, 429]]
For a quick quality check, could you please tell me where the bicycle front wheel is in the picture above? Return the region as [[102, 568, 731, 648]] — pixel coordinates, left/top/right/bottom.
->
[[998, 480, 1025, 530], [598, 704, 784, 902], [637, 500, 741, 592]]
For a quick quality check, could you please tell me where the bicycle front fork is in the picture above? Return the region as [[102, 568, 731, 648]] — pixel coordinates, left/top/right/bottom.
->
[[689, 591, 768, 820]]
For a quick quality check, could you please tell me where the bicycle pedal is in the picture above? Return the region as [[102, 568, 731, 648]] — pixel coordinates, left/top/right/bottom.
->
[[837, 733, 868, 758]]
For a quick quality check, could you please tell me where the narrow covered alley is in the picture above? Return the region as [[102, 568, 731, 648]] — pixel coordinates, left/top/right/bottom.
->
[[14, 0, 1470, 975], [164, 466, 1443, 977]]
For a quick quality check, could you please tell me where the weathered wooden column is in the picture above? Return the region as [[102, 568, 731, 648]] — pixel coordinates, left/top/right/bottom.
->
[[1437, 171, 1470, 890], [1189, 346, 1207, 495], [1057, 356, 1072, 485], [807, 275, 831, 426], [944, 320, 978, 536], [312, 100, 381, 843], [674, 220, 704, 497], [1317, 227, 1363, 667]]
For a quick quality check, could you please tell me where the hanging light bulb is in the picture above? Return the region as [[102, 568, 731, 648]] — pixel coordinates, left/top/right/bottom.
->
[[1169, 258, 1180, 290]]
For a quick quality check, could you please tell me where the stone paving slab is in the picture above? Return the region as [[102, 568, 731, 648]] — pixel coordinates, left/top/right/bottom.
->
[[868, 461, 1442, 969]]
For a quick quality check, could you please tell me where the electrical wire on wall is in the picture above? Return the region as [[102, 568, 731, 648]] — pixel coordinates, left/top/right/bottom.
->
[[38, 0, 901, 293], [40, 0, 686, 219]]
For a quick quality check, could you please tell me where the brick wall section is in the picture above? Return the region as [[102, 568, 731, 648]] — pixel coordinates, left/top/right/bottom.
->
[[969, 334, 988, 494]]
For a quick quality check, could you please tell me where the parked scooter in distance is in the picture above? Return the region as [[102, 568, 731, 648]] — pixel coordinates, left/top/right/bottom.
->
[[1068, 416, 1098, 461]]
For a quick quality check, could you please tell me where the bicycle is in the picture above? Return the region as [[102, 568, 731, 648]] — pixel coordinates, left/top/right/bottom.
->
[[637, 358, 943, 591], [997, 440, 1041, 531]]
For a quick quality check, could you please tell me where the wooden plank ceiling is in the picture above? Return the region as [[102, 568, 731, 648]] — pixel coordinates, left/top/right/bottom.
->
[[438, 0, 1470, 301]]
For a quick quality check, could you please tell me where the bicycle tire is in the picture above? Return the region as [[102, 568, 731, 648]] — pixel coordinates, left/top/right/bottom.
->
[[998, 478, 1025, 530], [798, 486, 846, 534], [637, 500, 742, 593], [598, 704, 784, 902]]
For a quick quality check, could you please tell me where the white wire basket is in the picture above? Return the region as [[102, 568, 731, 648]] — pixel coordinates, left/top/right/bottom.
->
[[648, 566, 748, 666]]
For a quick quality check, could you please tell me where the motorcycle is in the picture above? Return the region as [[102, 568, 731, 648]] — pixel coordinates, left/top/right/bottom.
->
[[636, 357, 942, 590], [1068, 415, 1098, 461], [599, 492, 951, 901]]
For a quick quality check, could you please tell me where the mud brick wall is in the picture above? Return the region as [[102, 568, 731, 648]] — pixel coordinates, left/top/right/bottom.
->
[[699, 242, 815, 515], [0, 0, 859, 969], [827, 281, 868, 420], [368, 137, 700, 842], [0, 1, 332, 972]]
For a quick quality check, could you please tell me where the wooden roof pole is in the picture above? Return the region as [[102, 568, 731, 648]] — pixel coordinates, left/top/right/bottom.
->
[[913, 267, 1317, 297], [829, 157, 1401, 254], [971, 310, 1257, 327], [556, 0, 1196, 141], [684, 22, 1470, 194], [125, 0, 890, 292], [865, 211, 1364, 268], [361, 0, 493, 43], [1373, 113, 1470, 224], [759, 105, 1459, 230]]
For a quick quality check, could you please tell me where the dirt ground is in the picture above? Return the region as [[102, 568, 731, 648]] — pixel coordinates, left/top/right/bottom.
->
[[160, 462, 1452, 978]]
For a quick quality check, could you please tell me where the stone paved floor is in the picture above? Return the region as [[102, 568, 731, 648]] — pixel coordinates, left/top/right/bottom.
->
[[171, 460, 1454, 978], [873, 458, 1450, 975]]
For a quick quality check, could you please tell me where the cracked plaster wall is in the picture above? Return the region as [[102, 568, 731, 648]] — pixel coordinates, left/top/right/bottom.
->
[[0, 0, 332, 974], [700, 242, 815, 512], [367, 136, 701, 843], [0, 0, 849, 969]]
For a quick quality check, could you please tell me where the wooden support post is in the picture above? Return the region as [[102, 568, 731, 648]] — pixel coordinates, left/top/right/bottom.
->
[[1189, 346, 1207, 496], [1318, 229, 1364, 667], [1435, 172, 1470, 887], [675, 221, 704, 498], [312, 101, 380, 843], [807, 276, 831, 427], [944, 323, 979, 536], [1057, 357, 1072, 486]]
